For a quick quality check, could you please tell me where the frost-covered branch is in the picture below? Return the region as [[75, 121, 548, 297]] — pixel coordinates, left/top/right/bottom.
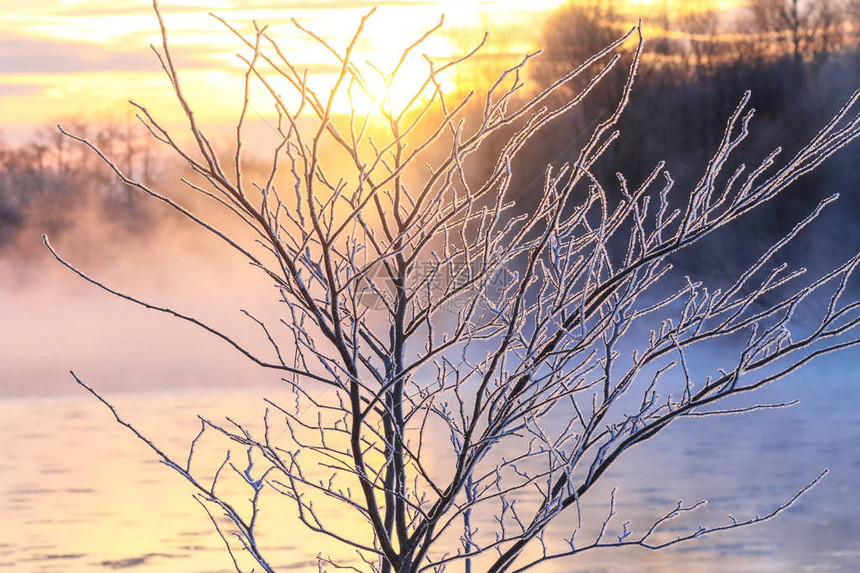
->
[[56, 2, 860, 572]]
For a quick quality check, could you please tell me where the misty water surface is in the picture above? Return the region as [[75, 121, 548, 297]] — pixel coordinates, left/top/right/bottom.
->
[[2, 364, 860, 572], [2, 224, 859, 572]]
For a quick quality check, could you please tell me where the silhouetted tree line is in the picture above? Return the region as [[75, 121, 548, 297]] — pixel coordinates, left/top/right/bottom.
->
[[465, 0, 859, 289], [4, 0, 856, 280], [0, 116, 162, 255]]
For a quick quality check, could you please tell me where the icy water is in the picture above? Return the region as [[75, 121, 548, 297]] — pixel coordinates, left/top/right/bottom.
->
[[2, 362, 860, 573]]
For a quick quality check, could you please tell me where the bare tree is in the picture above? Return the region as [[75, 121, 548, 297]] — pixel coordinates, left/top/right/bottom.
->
[[747, 0, 850, 63], [48, 3, 860, 573], [531, 0, 624, 100], [679, 0, 722, 70]]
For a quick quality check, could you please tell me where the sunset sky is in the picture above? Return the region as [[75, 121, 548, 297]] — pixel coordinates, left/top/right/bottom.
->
[[0, 0, 742, 142]]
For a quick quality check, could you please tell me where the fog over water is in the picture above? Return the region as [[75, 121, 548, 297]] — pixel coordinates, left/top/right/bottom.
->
[[0, 213, 284, 397], [0, 196, 858, 571]]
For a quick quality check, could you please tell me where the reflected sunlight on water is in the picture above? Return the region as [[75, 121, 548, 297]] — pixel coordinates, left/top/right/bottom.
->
[[1, 363, 859, 572]]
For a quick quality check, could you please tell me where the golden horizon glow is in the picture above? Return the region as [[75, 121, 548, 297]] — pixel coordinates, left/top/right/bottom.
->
[[0, 0, 742, 142]]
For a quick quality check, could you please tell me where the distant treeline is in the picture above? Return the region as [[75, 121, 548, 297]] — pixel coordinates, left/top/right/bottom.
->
[[0, 117, 162, 256], [462, 0, 860, 285], [1, 0, 857, 275]]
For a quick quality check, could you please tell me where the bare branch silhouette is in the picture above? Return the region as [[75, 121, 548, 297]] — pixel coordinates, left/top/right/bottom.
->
[[54, 3, 860, 572]]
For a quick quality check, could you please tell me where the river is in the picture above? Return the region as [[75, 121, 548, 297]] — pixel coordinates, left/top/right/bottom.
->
[[2, 356, 859, 572]]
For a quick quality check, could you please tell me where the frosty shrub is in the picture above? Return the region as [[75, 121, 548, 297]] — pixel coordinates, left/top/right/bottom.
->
[[49, 4, 860, 572]]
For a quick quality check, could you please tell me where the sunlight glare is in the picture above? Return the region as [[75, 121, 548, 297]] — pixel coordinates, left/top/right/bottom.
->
[[0, 0, 745, 133]]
